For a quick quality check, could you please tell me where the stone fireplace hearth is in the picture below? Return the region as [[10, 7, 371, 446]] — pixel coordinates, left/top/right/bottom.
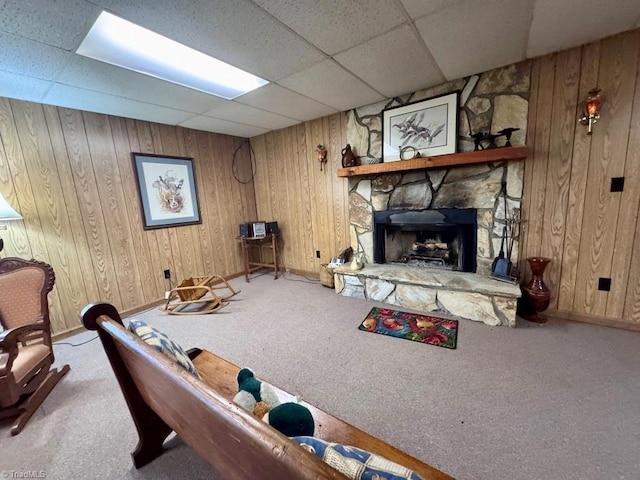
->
[[334, 264, 520, 327]]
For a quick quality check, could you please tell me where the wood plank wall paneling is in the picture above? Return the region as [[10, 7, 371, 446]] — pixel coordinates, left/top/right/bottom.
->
[[622, 52, 640, 323], [521, 29, 640, 325], [604, 31, 640, 318], [539, 48, 581, 300], [2, 29, 639, 332], [251, 113, 349, 273], [557, 41, 601, 311], [575, 32, 639, 317], [0, 98, 257, 335]]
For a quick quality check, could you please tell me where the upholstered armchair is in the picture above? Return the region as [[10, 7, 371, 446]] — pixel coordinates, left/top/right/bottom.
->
[[0, 257, 70, 435]]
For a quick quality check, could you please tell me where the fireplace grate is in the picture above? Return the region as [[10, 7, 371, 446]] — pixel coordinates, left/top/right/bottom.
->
[[374, 208, 477, 273], [395, 254, 451, 269]]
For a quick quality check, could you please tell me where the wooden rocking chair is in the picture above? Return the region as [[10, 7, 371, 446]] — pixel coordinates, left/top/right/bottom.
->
[[0, 257, 70, 435], [163, 275, 240, 315]]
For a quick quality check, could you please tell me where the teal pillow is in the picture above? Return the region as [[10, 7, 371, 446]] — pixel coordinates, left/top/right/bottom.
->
[[128, 319, 200, 379]]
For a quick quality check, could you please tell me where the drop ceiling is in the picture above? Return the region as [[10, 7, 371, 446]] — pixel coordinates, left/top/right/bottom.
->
[[1, 0, 639, 138]]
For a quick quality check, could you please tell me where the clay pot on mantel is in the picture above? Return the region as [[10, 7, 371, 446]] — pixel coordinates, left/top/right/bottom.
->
[[518, 257, 552, 323], [341, 144, 358, 167]]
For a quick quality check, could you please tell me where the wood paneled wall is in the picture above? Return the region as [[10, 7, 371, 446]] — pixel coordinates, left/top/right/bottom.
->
[[4, 29, 638, 333], [250, 114, 349, 273], [0, 98, 257, 334], [521, 29, 640, 325]]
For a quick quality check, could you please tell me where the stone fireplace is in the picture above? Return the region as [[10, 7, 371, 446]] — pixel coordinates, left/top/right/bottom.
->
[[334, 162, 523, 327], [347, 163, 522, 276], [333, 63, 531, 327]]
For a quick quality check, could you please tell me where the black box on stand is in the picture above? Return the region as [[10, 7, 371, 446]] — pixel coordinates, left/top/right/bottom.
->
[[266, 221, 279, 235], [239, 223, 252, 237]]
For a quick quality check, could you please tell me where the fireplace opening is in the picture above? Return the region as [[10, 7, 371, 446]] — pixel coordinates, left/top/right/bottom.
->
[[373, 208, 477, 272]]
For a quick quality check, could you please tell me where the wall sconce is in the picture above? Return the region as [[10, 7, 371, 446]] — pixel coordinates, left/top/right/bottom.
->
[[315, 144, 327, 171], [579, 88, 603, 135], [0, 192, 22, 252]]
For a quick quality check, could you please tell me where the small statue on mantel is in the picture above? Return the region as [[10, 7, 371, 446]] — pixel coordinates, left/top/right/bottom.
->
[[496, 128, 520, 147], [315, 145, 328, 171], [469, 127, 521, 150]]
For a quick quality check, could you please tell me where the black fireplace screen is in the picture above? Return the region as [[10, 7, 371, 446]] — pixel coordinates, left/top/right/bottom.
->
[[373, 208, 477, 272]]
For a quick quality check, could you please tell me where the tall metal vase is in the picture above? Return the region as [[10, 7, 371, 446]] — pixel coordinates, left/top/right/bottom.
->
[[518, 257, 552, 323]]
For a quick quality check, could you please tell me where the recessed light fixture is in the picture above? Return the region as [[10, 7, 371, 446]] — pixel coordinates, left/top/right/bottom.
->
[[77, 11, 268, 100]]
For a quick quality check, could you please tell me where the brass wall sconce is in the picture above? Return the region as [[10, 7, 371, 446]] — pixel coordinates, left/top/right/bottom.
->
[[579, 88, 602, 135], [315, 144, 327, 171]]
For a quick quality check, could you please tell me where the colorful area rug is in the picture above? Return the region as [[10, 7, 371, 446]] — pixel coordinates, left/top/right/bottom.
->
[[358, 307, 458, 349]]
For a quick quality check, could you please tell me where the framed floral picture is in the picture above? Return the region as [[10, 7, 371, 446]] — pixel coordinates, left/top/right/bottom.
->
[[132, 153, 201, 229], [382, 92, 459, 162]]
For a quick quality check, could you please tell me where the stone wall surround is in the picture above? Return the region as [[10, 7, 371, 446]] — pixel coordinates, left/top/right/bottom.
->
[[339, 62, 531, 327]]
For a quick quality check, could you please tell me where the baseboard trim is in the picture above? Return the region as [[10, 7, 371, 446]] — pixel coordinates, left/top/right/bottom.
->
[[546, 309, 640, 332], [53, 274, 250, 339], [286, 268, 320, 279], [52, 325, 87, 342], [52, 299, 166, 341]]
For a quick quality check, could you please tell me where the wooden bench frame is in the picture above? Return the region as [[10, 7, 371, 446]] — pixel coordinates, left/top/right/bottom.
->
[[81, 302, 452, 480]]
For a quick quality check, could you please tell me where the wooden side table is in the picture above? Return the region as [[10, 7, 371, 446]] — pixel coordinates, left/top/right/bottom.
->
[[239, 234, 279, 282]]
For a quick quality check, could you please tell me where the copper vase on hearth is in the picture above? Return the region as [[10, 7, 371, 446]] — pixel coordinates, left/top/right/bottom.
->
[[518, 257, 551, 323]]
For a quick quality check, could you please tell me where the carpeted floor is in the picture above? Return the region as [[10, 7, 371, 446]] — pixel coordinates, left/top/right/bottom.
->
[[1, 271, 639, 480]]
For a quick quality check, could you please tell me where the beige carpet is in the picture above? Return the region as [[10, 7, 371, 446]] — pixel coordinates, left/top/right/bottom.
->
[[1, 271, 639, 480]]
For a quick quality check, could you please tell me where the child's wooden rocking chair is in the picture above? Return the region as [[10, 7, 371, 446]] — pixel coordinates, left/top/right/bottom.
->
[[163, 275, 240, 315]]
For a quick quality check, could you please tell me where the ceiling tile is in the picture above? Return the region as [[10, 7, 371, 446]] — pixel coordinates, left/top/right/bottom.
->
[[179, 116, 268, 138], [0, 0, 100, 50], [57, 56, 228, 114], [96, 0, 326, 81], [236, 84, 338, 121], [43, 83, 195, 125], [0, 32, 72, 80], [415, 0, 532, 80], [0, 71, 52, 103], [399, 0, 464, 20], [334, 25, 445, 98], [202, 102, 299, 130], [1, 0, 639, 138], [528, 0, 640, 57], [278, 60, 385, 111], [252, 0, 406, 55]]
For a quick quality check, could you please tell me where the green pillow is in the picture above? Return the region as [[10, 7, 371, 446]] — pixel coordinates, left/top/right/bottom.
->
[[128, 319, 200, 379]]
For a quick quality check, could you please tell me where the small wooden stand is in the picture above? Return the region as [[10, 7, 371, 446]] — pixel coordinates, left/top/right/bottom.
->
[[239, 234, 279, 282]]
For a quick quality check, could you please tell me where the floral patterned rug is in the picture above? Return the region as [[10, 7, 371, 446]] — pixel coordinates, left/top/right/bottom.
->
[[358, 307, 458, 349]]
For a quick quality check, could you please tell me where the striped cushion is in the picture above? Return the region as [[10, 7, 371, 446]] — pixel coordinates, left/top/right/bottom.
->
[[128, 319, 200, 379], [292, 436, 423, 480]]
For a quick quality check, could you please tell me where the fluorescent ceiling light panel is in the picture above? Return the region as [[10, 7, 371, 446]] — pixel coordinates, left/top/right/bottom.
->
[[77, 11, 268, 100]]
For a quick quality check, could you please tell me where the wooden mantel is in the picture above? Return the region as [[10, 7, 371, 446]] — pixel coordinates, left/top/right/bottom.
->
[[337, 146, 529, 177]]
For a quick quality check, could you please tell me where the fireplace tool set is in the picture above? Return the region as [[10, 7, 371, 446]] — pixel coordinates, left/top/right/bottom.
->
[[491, 181, 522, 284]]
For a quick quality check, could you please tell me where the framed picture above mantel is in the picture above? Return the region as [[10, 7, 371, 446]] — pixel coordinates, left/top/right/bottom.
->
[[382, 92, 459, 163]]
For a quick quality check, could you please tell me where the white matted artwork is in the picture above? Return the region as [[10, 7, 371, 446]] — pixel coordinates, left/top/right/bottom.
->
[[132, 153, 201, 229], [382, 92, 459, 162]]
